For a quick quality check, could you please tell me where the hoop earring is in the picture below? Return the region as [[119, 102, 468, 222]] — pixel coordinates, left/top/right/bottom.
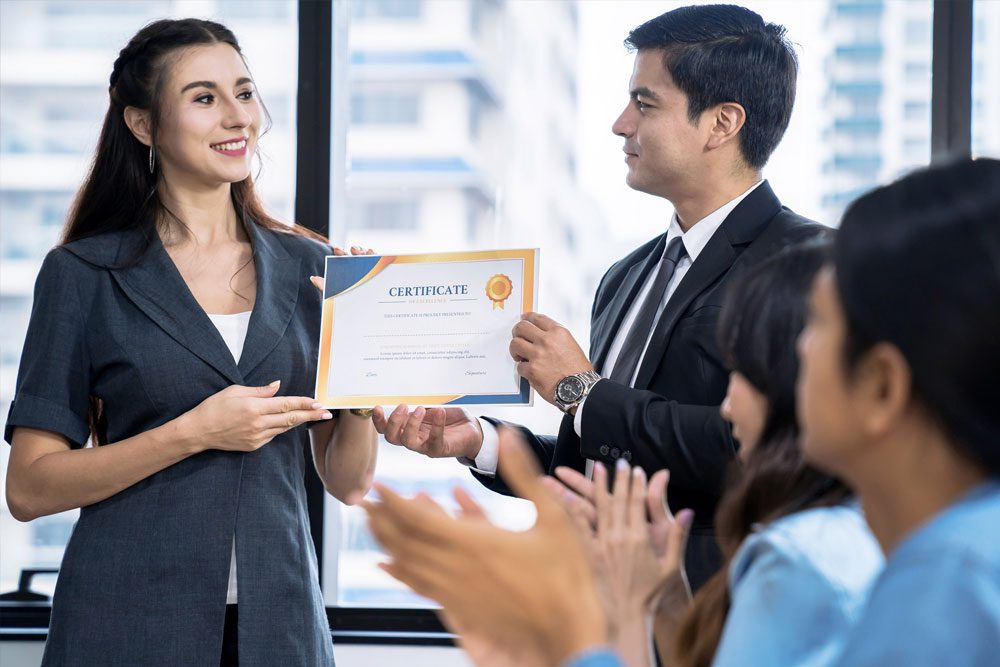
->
[[149, 146, 156, 174], [252, 147, 263, 181]]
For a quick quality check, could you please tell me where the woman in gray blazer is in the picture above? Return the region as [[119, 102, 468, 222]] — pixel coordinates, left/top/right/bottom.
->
[[3, 19, 376, 666]]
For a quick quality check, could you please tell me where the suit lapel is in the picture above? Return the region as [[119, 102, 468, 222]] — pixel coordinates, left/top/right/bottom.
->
[[632, 181, 782, 390], [632, 237, 733, 389], [237, 223, 301, 378], [591, 234, 665, 374], [110, 228, 244, 384]]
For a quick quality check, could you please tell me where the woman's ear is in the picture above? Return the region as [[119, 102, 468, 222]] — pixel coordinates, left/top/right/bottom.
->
[[123, 106, 153, 147], [855, 342, 914, 440]]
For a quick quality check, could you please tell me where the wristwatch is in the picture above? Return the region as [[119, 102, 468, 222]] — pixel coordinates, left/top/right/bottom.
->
[[554, 370, 602, 414]]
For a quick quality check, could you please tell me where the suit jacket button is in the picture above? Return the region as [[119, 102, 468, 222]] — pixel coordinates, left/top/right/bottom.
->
[[622, 450, 632, 462], [610, 447, 621, 459], [599, 445, 610, 456]]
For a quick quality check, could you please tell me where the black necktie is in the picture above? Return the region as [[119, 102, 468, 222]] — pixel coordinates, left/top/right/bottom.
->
[[609, 236, 686, 386]]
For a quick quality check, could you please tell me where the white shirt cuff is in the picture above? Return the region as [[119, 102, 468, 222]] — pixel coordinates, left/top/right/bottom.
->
[[456, 418, 499, 476], [573, 395, 587, 437]]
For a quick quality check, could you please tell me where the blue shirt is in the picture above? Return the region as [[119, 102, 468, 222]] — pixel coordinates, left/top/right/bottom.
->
[[713, 502, 883, 667], [835, 480, 1000, 667], [564, 648, 623, 667]]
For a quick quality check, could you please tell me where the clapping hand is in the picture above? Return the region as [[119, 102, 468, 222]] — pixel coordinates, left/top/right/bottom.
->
[[361, 429, 608, 667], [544, 463, 694, 611]]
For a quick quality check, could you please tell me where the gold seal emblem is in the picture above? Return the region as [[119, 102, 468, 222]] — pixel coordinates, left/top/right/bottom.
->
[[486, 274, 514, 310]]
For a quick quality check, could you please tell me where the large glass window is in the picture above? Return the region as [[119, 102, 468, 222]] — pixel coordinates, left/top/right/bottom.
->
[[972, 0, 1000, 158], [0, 0, 298, 598], [324, 0, 933, 607], [1, 0, 947, 619]]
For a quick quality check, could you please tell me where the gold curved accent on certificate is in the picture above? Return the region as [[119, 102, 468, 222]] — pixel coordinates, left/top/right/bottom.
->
[[314, 299, 336, 402], [486, 273, 513, 310]]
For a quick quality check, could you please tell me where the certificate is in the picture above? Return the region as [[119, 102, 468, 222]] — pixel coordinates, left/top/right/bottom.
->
[[314, 249, 539, 408]]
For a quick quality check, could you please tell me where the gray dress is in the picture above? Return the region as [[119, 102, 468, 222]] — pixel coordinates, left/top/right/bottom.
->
[[4, 222, 335, 666]]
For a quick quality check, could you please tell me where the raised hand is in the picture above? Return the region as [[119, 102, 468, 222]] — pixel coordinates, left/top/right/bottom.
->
[[372, 405, 485, 460], [179, 381, 332, 453], [510, 312, 593, 406], [592, 461, 694, 613], [330, 245, 375, 257], [361, 428, 608, 667]]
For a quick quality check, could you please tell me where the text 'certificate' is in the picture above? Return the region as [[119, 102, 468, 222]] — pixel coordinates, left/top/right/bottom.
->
[[315, 249, 539, 408]]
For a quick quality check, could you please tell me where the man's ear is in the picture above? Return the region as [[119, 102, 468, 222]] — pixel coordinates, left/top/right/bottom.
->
[[705, 102, 746, 151], [123, 106, 153, 148]]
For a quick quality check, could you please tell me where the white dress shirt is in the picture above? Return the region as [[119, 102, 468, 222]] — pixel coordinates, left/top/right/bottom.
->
[[465, 181, 764, 476], [206, 310, 252, 604]]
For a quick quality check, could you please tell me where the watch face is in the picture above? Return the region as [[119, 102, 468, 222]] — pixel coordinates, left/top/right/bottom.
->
[[556, 376, 585, 402]]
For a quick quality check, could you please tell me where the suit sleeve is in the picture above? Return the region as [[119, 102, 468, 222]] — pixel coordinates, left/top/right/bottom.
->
[[4, 248, 94, 448], [578, 379, 735, 497], [470, 417, 557, 497]]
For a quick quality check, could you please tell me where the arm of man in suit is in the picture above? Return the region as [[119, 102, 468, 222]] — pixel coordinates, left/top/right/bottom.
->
[[470, 418, 558, 497], [372, 406, 558, 498], [577, 380, 735, 497]]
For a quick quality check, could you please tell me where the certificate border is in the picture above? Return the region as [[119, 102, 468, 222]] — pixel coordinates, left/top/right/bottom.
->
[[314, 248, 538, 408]]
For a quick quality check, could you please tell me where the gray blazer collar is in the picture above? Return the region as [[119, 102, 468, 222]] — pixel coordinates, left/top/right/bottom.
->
[[64, 222, 302, 384]]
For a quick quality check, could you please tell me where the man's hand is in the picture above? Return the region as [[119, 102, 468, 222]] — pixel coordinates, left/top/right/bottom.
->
[[509, 312, 593, 406], [373, 406, 485, 460]]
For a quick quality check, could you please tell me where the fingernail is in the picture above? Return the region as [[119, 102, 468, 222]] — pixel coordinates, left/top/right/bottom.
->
[[311, 402, 323, 409], [678, 509, 694, 527], [269, 380, 280, 388], [616, 458, 628, 471], [322, 412, 333, 420]]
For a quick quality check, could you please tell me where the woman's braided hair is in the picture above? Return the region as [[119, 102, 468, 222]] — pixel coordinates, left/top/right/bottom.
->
[[107, 19, 238, 122]]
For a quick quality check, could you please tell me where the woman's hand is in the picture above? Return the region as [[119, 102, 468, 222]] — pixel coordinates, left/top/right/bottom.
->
[[592, 462, 694, 614], [330, 245, 376, 256], [179, 381, 332, 454], [542, 461, 694, 667], [362, 430, 609, 667]]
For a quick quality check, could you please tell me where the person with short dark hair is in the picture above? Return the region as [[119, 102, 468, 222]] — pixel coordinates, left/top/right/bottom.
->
[[374, 3, 827, 590], [797, 158, 1000, 666]]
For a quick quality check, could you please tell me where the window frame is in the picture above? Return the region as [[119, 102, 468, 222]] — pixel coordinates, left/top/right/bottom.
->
[[0, 0, 982, 647]]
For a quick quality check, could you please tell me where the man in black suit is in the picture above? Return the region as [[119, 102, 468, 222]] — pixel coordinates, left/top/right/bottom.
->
[[373, 5, 826, 589]]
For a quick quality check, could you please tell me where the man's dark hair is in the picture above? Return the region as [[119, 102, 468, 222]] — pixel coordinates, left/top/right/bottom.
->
[[625, 4, 797, 170]]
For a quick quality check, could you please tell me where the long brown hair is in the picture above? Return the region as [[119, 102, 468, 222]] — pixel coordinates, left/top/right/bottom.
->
[[672, 243, 851, 667], [65, 19, 326, 443]]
